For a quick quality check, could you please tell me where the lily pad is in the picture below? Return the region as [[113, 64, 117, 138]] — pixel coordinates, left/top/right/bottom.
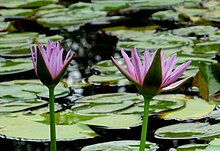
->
[[117, 35, 192, 50], [159, 97, 215, 120], [37, 7, 106, 28], [0, 32, 39, 58], [0, 59, 33, 74], [193, 41, 220, 55], [88, 75, 129, 85], [72, 93, 185, 116], [81, 140, 159, 151], [0, 0, 57, 8], [0, 9, 34, 17], [155, 122, 220, 141], [0, 98, 47, 113], [172, 26, 218, 37], [81, 114, 142, 129], [173, 143, 208, 151], [0, 110, 97, 141], [0, 80, 69, 100]]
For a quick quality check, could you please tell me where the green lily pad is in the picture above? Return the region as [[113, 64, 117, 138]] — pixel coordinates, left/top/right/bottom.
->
[[193, 41, 220, 54], [0, 0, 57, 8], [37, 7, 106, 28], [131, 0, 184, 9], [198, 138, 220, 151], [174, 144, 208, 151], [0, 80, 69, 99], [103, 27, 156, 41], [175, 7, 207, 17], [88, 75, 129, 85], [72, 93, 185, 116], [155, 122, 220, 141], [0, 9, 34, 17], [35, 34, 64, 43], [172, 26, 218, 37], [0, 110, 97, 140], [152, 10, 180, 21], [203, 9, 220, 22], [0, 59, 33, 74], [81, 140, 159, 151], [81, 114, 141, 129], [159, 97, 215, 120], [0, 98, 47, 113], [0, 32, 39, 57], [117, 35, 192, 50]]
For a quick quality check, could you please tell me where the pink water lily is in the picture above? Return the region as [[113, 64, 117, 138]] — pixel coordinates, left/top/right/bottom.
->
[[30, 40, 75, 88], [111, 48, 191, 96]]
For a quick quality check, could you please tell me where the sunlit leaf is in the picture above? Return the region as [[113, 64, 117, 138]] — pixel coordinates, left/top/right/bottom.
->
[[193, 63, 220, 101]]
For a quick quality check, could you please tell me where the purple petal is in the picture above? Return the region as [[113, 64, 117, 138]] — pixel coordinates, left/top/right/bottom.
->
[[143, 50, 151, 76], [111, 56, 140, 86], [162, 61, 191, 87], [121, 48, 135, 78], [131, 48, 143, 83], [162, 77, 191, 91], [162, 53, 177, 80]]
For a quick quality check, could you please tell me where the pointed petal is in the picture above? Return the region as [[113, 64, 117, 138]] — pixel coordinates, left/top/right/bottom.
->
[[30, 44, 37, 74], [55, 51, 75, 83], [162, 77, 191, 91], [111, 56, 141, 86], [162, 61, 191, 87], [143, 50, 151, 76], [162, 53, 177, 80], [121, 48, 135, 78], [131, 48, 143, 83]]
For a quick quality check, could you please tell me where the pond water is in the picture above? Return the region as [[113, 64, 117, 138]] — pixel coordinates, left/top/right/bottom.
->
[[0, 0, 220, 151]]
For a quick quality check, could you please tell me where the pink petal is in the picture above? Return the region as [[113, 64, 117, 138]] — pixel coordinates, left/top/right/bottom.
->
[[121, 48, 135, 78], [161, 77, 191, 91], [143, 50, 150, 76], [162, 53, 177, 80], [111, 56, 140, 86], [30, 44, 37, 74], [162, 61, 191, 87], [131, 48, 143, 83]]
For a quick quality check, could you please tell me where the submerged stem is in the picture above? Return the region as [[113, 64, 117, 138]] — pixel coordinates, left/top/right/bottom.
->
[[139, 95, 152, 151], [49, 87, 56, 151]]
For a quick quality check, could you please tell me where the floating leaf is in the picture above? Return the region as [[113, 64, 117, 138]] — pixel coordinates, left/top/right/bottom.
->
[[0, 80, 69, 99], [159, 97, 215, 120], [0, 59, 33, 74], [0, 0, 57, 8], [155, 122, 220, 141], [0, 9, 34, 17], [0, 98, 47, 113], [0, 111, 97, 140], [172, 26, 217, 37], [193, 41, 220, 55], [174, 144, 208, 151], [117, 36, 192, 50], [81, 140, 159, 151], [81, 114, 141, 129], [73, 93, 185, 116]]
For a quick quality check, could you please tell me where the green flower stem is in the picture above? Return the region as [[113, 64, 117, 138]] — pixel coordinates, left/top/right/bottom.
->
[[49, 87, 57, 151], [139, 95, 152, 151]]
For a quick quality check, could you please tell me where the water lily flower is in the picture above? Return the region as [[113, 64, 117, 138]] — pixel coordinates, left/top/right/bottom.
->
[[30, 40, 75, 151], [111, 47, 191, 151], [111, 48, 191, 97], [30, 40, 75, 88]]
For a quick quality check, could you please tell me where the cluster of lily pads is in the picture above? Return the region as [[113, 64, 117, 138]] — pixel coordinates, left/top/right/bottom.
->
[[0, 0, 220, 150]]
